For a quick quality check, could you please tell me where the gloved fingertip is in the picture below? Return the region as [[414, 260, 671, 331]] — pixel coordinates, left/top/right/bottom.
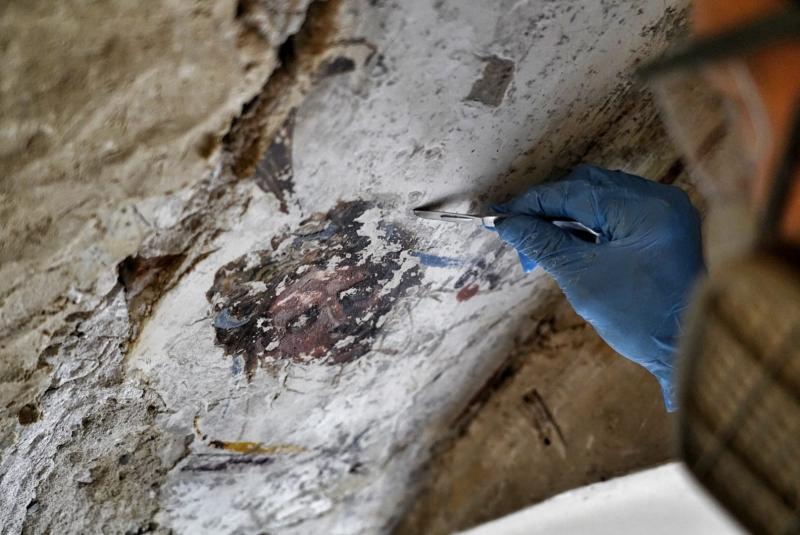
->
[[662, 391, 678, 412], [653, 372, 678, 412], [518, 251, 538, 273], [493, 214, 528, 243], [489, 202, 511, 214]]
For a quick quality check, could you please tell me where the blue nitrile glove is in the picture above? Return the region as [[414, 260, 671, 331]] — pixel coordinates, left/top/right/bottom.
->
[[493, 165, 705, 411]]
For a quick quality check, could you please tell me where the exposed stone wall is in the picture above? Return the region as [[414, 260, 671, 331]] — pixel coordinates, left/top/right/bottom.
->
[[0, 0, 313, 442]]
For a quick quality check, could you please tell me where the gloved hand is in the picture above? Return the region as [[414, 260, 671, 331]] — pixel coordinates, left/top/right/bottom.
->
[[493, 165, 705, 411]]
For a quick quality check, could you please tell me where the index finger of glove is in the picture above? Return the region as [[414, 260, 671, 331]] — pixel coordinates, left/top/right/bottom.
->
[[496, 214, 585, 267], [493, 165, 610, 229]]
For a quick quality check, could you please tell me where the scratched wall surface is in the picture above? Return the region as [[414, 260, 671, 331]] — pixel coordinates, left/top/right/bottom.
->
[[1, 0, 690, 533]]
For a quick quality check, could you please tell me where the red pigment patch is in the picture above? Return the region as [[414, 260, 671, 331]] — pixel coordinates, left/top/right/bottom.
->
[[456, 283, 479, 302]]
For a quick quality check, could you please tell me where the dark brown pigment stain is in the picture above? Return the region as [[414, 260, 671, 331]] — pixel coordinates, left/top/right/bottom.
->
[[465, 55, 514, 107], [456, 283, 480, 302], [252, 110, 295, 214], [207, 201, 420, 378], [222, 0, 344, 180], [17, 403, 41, 425], [118, 253, 187, 334], [317, 56, 357, 78]]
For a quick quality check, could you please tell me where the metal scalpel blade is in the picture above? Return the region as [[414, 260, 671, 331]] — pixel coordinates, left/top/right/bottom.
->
[[413, 209, 601, 242]]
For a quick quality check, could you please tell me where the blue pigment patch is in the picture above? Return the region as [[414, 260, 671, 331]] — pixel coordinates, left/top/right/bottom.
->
[[231, 354, 243, 376], [213, 308, 252, 330], [410, 252, 466, 268]]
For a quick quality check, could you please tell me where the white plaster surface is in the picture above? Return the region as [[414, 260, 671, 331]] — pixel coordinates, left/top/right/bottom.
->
[[127, 1, 689, 532]]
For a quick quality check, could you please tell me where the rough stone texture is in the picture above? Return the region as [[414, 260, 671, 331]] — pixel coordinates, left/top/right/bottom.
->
[[5, 290, 171, 534], [0, 0, 314, 441], [1, 0, 696, 534]]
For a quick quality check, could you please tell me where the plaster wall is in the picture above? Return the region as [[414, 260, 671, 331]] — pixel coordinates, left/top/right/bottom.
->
[[0, 0, 314, 441], [1, 1, 692, 533]]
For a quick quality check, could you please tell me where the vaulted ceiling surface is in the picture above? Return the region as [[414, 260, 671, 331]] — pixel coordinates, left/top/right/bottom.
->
[[1, 0, 690, 533]]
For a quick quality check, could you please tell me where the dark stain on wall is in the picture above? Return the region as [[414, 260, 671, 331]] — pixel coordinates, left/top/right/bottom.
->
[[118, 252, 187, 338], [453, 258, 500, 302], [252, 110, 295, 213], [465, 55, 514, 107], [223, 0, 345, 180], [17, 403, 41, 425], [521, 388, 567, 456], [207, 200, 420, 378], [182, 454, 274, 473], [318, 56, 357, 78]]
